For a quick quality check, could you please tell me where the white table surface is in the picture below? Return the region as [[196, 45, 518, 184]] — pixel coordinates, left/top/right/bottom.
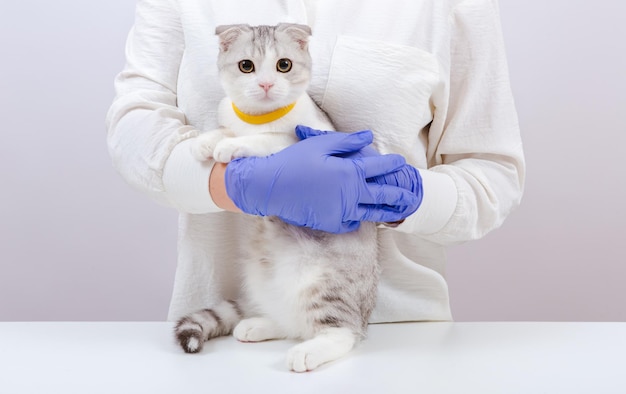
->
[[1, 322, 625, 393]]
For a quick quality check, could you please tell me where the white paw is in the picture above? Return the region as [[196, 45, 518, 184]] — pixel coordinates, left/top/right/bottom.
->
[[233, 318, 281, 343], [213, 138, 253, 163], [191, 141, 213, 161], [191, 132, 223, 161], [286, 328, 357, 372], [287, 343, 319, 373]]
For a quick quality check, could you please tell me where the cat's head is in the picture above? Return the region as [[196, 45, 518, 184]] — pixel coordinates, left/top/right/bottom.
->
[[215, 23, 312, 114]]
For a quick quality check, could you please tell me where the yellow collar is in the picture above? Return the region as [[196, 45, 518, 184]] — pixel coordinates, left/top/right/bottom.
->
[[232, 102, 296, 125]]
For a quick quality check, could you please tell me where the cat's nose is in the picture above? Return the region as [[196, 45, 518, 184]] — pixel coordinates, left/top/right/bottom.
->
[[259, 83, 274, 93]]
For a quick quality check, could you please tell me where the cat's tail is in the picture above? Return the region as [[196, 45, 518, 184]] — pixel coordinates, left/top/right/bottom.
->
[[174, 300, 243, 353]]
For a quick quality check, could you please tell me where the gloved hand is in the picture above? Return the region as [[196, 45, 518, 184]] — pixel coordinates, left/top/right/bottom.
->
[[225, 130, 421, 233], [296, 125, 424, 203]]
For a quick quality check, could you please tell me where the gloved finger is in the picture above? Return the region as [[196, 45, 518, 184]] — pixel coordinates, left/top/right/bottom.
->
[[339, 144, 381, 159], [359, 182, 419, 207], [295, 125, 333, 140], [358, 154, 406, 178], [354, 203, 417, 223], [319, 130, 374, 155]]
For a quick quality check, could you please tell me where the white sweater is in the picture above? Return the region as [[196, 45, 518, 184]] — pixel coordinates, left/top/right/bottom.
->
[[106, 0, 524, 322]]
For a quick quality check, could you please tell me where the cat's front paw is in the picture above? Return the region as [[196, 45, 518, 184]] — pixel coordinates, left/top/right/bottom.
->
[[191, 131, 225, 161], [212, 138, 251, 163]]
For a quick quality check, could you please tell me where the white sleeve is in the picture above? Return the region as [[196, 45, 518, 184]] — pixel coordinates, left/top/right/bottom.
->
[[396, 0, 525, 244], [105, 0, 220, 213]]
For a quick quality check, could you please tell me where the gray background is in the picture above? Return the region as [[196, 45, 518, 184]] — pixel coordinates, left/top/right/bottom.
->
[[0, 1, 624, 322]]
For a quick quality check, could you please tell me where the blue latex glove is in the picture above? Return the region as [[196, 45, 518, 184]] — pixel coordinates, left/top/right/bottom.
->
[[225, 130, 421, 234], [296, 125, 424, 205]]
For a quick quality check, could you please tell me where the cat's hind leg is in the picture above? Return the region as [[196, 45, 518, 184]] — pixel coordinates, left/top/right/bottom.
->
[[233, 317, 286, 343], [175, 300, 242, 353], [286, 327, 358, 372]]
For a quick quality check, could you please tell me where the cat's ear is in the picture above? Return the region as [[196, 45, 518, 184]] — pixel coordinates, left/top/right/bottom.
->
[[215, 24, 251, 52], [276, 23, 312, 50]]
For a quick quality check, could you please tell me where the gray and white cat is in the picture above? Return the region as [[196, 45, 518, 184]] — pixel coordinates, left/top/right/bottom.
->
[[175, 23, 380, 373]]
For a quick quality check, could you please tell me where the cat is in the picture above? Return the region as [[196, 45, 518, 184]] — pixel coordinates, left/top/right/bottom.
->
[[175, 23, 380, 373]]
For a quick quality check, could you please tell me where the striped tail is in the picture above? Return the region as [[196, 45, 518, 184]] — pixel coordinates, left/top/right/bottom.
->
[[174, 300, 243, 353]]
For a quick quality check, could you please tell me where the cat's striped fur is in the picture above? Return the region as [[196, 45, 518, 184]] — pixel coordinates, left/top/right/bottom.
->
[[175, 300, 243, 353]]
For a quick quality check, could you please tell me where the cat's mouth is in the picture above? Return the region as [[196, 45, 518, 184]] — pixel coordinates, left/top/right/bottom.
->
[[259, 95, 285, 108]]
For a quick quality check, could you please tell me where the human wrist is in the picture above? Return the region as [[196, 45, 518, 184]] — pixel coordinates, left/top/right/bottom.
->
[[209, 162, 241, 212]]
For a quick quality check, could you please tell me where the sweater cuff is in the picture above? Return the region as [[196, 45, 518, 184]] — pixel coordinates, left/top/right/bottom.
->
[[394, 169, 458, 235], [162, 139, 221, 214]]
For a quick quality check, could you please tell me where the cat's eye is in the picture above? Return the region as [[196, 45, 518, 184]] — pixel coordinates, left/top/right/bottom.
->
[[238, 60, 255, 73], [276, 58, 293, 73]]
